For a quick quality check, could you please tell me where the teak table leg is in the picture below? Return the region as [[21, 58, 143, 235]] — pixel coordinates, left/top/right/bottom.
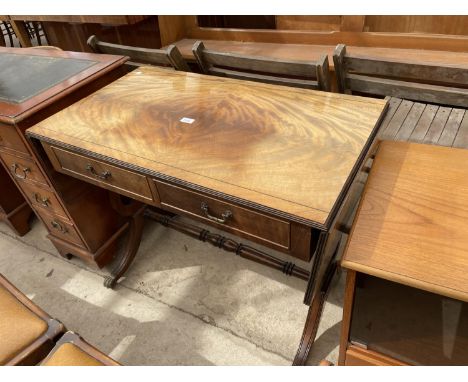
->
[[293, 258, 338, 366]]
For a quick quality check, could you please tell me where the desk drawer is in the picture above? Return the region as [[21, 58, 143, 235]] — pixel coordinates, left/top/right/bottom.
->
[[20, 182, 67, 218], [154, 180, 290, 250], [48, 146, 153, 203], [0, 151, 48, 186], [35, 209, 86, 249], [0, 123, 29, 156]]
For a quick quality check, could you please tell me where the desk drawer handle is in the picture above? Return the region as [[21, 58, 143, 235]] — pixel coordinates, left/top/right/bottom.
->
[[201, 202, 232, 224], [86, 164, 112, 180], [51, 220, 68, 234], [34, 193, 50, 207], [11, 163, 31, 180]]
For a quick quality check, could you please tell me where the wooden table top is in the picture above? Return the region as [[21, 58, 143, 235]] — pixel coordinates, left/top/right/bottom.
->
[[342, 140, 468, 302], [173, 38, 468, 70], [27, 67, 387, 227], [0, 47, 127, 124]]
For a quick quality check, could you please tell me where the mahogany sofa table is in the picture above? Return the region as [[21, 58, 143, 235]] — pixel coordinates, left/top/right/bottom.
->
[[0, 46, 129, 268], [27, 67, 388, 364]]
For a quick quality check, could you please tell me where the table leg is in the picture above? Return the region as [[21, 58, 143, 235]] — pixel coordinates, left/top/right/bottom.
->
[[103, 194, 146, 288], [104, 206, 145, 288], [293, 257, 339, 365]]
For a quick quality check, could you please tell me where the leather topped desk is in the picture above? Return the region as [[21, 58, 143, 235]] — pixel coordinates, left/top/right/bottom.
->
[[27, 66, 388, 364], [0, 47, 128, 267], [340, 141, 468, 365]]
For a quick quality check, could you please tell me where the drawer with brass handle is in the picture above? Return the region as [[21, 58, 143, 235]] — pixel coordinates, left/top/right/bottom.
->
[[0, 151, 48, 186], [153, 179, 291, 251], [35, 208, 86, 249], [20, 182, 68, 218], [44, 145, 154, 203], [0, 123, 30, 156]]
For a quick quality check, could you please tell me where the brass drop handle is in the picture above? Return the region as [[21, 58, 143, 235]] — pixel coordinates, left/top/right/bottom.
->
[[86, 164, 111, 180], [11, 163, 31, 180], [34, 193, 50, 207], [51, 220, 68, 233], [201, 202, 232, 224]]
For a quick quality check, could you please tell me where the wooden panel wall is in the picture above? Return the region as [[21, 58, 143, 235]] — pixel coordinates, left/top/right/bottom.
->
[[365, 16, 468, 35]]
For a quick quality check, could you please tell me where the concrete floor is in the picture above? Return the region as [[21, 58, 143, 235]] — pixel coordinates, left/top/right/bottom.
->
[[0, 215, 344, 365]]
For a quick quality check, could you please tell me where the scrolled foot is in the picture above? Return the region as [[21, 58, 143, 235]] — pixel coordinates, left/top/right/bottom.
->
[[104, 276, 117, 289]]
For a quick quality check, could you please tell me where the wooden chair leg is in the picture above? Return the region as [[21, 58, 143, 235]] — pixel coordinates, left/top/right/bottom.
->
[[293, 259, 338, 365]]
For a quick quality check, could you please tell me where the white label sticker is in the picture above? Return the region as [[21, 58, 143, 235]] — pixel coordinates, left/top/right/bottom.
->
[[180, 117, 195, 124]]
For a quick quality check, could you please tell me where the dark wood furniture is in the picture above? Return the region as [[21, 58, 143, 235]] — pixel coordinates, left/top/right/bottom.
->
[[0, 164, 33, 235], [192, 40, 330, 91], [26, 67, 388, 365], [40, 331, 120, 366], [0, 47, 129, 268], [0, 273, 65, 365], [2, 16, 160, 52], [171, 38, 468, 72], [340, 141, 468, 365], [333, 44, 468, 106], [87, 35, 190, 71]]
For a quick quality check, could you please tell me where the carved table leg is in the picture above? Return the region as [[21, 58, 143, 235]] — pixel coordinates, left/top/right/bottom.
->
[[293, 258, 338, 366]]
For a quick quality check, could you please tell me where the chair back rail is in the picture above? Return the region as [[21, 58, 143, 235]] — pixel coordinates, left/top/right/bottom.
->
[[333, 44, 468, 107], [87, 35, 190, 71], [193, 41, 330, 91]]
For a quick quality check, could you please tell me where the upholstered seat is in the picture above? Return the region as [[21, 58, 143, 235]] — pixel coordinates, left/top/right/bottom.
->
[[41, 343, 105, 366], [0, 274, 64, 365], [0, 284, 48, 364], [40, 332, 120, 366]]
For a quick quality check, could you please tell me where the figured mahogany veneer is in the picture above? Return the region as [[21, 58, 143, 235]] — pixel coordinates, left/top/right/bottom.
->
[[28, 66, 387, 226], [0, 47, 129, 267]]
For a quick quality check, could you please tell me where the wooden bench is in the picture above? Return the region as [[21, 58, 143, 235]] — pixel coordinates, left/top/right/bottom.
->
[[87, 35, 190, 72], [333, 43, 468, 107], [192, 40, 331, 91], [332, 43, 468, 147]]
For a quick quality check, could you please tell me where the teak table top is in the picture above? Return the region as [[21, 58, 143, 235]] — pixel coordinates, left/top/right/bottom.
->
[[0, 47, 127, 124], [342, 140, 468, 302], [28, 66, 387, 228]]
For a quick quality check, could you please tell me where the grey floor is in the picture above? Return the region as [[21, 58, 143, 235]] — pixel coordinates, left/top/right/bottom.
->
[[0, 215, 344, 365]]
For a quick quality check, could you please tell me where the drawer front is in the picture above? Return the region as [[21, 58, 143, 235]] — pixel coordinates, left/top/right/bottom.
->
[[48, 146, 154, 203], [20, 182, 68, 218], [154, 180, 290, 249], [35, 209, 86, 249], [0, 123, 29, 156], [0, 151, 48, 186]]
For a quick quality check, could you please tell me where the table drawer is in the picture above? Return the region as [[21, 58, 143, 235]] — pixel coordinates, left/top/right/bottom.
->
[[20, 182, 67, 218], [154, 180, 290, 250], [0, 151, 48, 186], [35, 209, 86, 249], [0, 123, 30, 156], [47, 145, 154, 203]]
